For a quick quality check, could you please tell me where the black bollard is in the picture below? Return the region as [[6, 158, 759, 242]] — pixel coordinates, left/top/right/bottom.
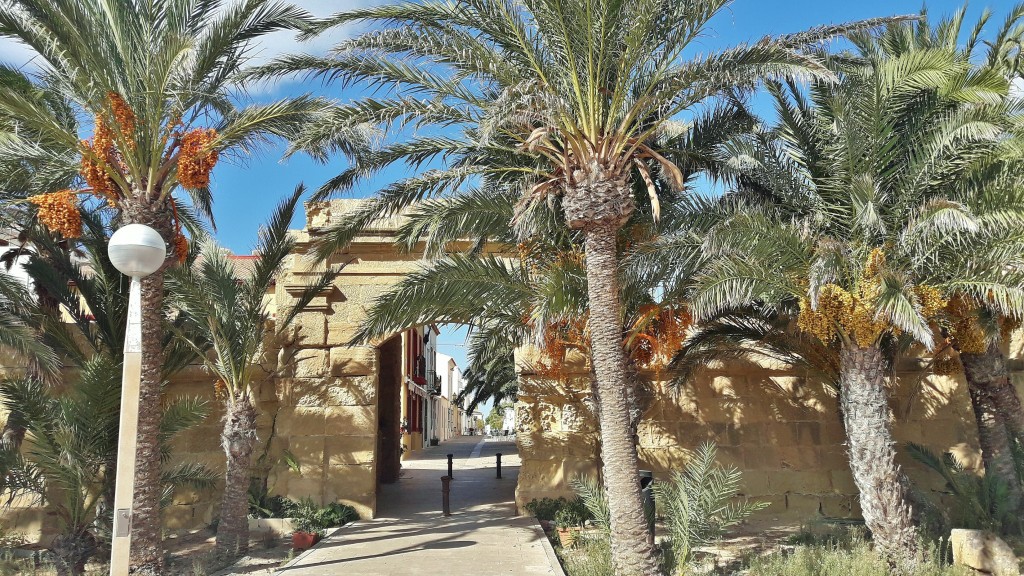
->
[[639, 470, 655, 545], [447, 453, 454, 479], [441, 475, 451, 516], [496, 453, 502, 479]]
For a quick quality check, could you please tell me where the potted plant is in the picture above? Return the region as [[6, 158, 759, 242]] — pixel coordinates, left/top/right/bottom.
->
[[554, 506, 584, 548], [290, 527, 322, 552], [289, 498, 359, 551]]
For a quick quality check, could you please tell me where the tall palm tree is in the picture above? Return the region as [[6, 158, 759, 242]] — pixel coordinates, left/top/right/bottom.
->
[[692, 37, 1015, 566], [167, 187, 338, 556], [860, 5, 1024, 511], [945, 4, 1024, 456], [7, 211, 216, 539], [257, 3, 879, 569], [0, 2, 334, 571]]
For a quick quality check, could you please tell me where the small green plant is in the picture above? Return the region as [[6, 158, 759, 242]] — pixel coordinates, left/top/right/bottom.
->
[[907, 443, 1021, 534], [554, 502, 588, 530], [569, 476, 610, 531], [567, 443, 765, 573], [290, 499, 358, 535], [248, 495, 298, 520], [524, 497, 571, 522], [656, 442, 768, 570]]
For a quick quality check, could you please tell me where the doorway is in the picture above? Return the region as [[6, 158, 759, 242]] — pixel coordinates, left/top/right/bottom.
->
[[376, 335, 402, 484]]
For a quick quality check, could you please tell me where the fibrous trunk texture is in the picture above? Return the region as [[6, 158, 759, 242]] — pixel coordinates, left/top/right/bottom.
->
[[216, 396, 259, 556], [964, 372, 1023, 512], [50, 532, 96, 576], [961, 342, 1024, 449], [839, 344, 920, 568], [582, 227, 659, 576], [126, 200, 174, 575]]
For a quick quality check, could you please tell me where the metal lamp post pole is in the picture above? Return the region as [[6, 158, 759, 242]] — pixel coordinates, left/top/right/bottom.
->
[[106, 224, 165, 576], [109, 276, 143, 575]]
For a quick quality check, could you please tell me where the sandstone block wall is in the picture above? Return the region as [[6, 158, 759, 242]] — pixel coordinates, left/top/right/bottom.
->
[[514, 346, 1009, 522]]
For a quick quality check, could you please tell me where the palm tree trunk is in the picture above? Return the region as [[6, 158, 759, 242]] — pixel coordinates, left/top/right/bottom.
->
[[50, 532, 96, 576], [583, 226, 659, 576], [216, 396, 259, 556], [965, 381, 1023, 510], [961, 341, 1024, 448], [125, 200, 174, 575], [839, 343, 920, 567]]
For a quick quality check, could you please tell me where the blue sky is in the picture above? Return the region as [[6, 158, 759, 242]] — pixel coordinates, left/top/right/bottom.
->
[[202, 0, 1002, 256], [0, 0, 1010, 383]]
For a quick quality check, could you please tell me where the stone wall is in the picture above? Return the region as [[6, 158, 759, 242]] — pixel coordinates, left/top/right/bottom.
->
[[514, 344, 1022, 522], [4, 197, 1023, 542]]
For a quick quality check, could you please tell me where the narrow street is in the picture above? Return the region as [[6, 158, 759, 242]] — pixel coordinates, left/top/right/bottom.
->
[[277, 435, 562, 575]]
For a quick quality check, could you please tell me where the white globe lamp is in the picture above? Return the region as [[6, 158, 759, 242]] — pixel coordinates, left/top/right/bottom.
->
[[108, 224, 166, 278]]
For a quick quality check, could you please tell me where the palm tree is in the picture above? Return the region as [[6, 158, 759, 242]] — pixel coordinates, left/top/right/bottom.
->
[[691, 37, 1016, 566], [943, 4, 1024, 458], [8, 211, 216, 542], [258, 5, 873, 566], [860, 4, 1024, 513], [0, 64, 79, 393], [0, 2, 334, 571], [167, 187, 338, 556], [0, 270, 56, 379]]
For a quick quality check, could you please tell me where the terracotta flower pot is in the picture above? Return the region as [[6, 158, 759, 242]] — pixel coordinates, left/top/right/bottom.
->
[[557, 527, 577, 548], [291, 531, 320, 551]]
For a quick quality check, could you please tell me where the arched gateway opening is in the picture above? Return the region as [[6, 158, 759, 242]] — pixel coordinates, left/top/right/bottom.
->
[[376, 335, 402, 484]]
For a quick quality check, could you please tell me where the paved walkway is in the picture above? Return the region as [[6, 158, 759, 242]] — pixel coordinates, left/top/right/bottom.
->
[[277, 435, 562, 575]]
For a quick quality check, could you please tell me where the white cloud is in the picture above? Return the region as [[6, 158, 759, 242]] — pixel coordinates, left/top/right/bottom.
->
[[1012, 77, 1024, 101]]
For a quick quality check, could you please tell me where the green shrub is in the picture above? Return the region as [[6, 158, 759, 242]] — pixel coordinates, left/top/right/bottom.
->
[[747, 538, 971, 576], [907, 443, 1021, 534], [248, 494, 297, 519], [655, 442, 768, 571], [524, 497, 571, 521], [290, 499, 359, 534], [554, 498, 592, 529], [567, 443, 764, 574]]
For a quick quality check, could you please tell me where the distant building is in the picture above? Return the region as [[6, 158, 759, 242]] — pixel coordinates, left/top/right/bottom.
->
[[502, 404, 516, 434], [399, 325, 439, 455], [435, 353, 464, 441]]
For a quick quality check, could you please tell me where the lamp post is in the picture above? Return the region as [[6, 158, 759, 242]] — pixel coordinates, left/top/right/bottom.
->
[[107, 224, 166, 576]]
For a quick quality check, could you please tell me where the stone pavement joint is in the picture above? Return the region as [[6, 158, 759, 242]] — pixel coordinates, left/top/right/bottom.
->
[[276, 435, 564, 575]]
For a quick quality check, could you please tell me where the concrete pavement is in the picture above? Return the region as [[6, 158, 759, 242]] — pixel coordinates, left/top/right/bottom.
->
[[277, 435, 563, 575]]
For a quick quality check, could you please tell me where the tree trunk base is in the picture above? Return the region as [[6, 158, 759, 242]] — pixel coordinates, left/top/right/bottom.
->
[[839, 344, 920, 568], [51, 533, 96, 576], [216, 397, 259, 557]]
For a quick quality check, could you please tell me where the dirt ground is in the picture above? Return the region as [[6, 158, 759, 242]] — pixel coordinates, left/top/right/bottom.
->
[[163, 528, 296, 576]]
